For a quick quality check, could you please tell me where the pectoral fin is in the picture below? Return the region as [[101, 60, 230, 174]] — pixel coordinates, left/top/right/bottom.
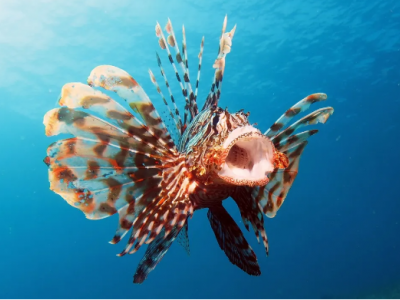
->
[[207, 205, 261, 276]]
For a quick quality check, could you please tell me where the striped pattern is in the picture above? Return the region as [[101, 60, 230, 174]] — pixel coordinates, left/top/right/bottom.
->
[[194, 37, 205, 102], [43, 16, 335, 284], [56, 82, 173, 155], [117, 159, 194, 256], [148, 69, 181, 134], [254, 96, 334, 219], [271, 107, 334, 145], [133, 227, 182, 284], [264, 93, 328, 137], [154, 52, 183, 132], [165, 20, 197, 118], [155, 22, 191, 126], [232, 187, 269, 255], [203, 16, 236, 110], [87, 65, 175, 149], [43, 65, 196, 279], [254, 141, 308, 218], [208, 205, 261, 276], [178, 108, 214, 152]]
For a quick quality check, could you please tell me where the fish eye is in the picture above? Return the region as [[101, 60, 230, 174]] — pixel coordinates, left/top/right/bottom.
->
[[212, 111, 221, 128]]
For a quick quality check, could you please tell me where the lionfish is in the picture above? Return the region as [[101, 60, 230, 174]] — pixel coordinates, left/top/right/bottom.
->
[[43, 16, 333, 283]]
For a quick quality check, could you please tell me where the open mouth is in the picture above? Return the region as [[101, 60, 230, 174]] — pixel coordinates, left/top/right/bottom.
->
[[217, 125, 275, 187]]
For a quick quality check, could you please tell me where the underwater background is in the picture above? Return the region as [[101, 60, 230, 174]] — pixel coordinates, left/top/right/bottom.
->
[[0, 0, 399, 298]]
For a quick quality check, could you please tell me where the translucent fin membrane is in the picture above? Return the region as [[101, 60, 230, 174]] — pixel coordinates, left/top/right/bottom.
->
[[43, 65, 196, 283], [155, 52, 183, 132], [176, 221, 190, 256], [87, 65, 176, 150], [148, 69, 181, 135]]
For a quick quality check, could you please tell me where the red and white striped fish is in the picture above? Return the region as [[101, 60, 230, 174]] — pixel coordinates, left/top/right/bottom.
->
[[43, 16, 334, 283]]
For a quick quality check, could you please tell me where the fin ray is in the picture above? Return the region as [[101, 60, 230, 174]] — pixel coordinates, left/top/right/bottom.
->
[[232, 187, 269, 255], [155, 22, 192, 126], [203, 16, 236, 110], [176, 220, 190, 256], [254, 141, 308, 218], [207, 205, 261, 276], [194, 37, 205, 103], [165, 20, 197, 117], [133, 227, 182, 284], [58, 82, 172, 152], [271, 107, 334, 145], [264, 93, 328, 137], [46, 138, 163, 220], [87, 65, 175, 148], [44, 107, 173, 158]]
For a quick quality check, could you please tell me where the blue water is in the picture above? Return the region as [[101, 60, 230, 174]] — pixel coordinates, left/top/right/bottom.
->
[[0, 0, 399, 298]]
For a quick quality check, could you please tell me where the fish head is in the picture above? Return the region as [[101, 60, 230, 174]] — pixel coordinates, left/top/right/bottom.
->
[[188, 108, 288, 187]]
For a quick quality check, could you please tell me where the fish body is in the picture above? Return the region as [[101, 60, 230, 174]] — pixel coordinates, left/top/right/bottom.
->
[[43, 16, 333, 283]]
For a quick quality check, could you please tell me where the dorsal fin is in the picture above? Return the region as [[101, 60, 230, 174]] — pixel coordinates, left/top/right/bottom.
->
[[155, 21, 191, 126], [202, 16, 236, 111], [166, 21, 197, 116], [194, 37, 205, 103], [148, 68, 181, 136], [154, 52, 183, 132]]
